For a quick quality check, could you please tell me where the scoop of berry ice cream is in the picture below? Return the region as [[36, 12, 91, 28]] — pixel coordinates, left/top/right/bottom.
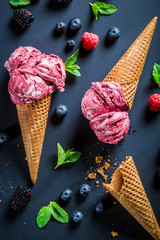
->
[[90, 111, 130, 144], [81, 82, 128, 120], [5, 46, 66, 105]]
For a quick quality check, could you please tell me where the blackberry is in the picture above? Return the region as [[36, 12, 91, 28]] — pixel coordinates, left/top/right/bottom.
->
[[52, 0, 72, 6], [13, 9, 34, 29], [10, 186, 32, 210]]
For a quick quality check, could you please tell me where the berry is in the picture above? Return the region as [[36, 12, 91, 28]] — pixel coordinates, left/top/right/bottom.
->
[[0, 132, 9, 144], [66, 40, 75, 49], [72, 211, 83, 223], [61, 188, 73, 201], [68, 18, 82, 32], [95, 202, 104, 213], [55, 104, 68, 117], [13, 9, 34, 29], [82, 32, 99, 51], [156, 167, 160, 179], [52, 0, 72, 6], [10, 186, 32, 210], [79, 183, 91, 197], [148, 94, 160, 112], [55, 22, 66, 33], [107, 27, 120, 41]]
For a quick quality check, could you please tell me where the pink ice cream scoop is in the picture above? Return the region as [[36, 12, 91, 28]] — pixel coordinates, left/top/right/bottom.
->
[[81, 81, 130, 144], [90, 112, 130, 144], [5, 46, 66, 105], [81, 82, 128, 121]]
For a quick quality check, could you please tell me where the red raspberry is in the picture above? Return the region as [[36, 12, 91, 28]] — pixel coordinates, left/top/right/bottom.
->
[[148, 94, 160, 112], [82, 32, 99, 51]]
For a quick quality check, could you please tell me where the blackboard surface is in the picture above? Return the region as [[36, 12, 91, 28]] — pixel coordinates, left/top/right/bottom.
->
[[0, 1, 160, 239]]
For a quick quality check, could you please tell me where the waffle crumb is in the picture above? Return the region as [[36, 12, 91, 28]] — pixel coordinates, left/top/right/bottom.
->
[[88, 172, 97, 180], [111, 231, 119, 237], [95, 156, 103, 163], [107, 159, 111, 162], [114, 163, 117, 166], [96, 181, 99, 184], [113, 201, 117, 205], [103, 162, 110, 171], [97, 167, 107, 180]]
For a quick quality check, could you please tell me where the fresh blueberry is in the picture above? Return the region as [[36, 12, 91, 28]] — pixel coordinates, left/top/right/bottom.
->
[[156, 167, 160, 179], [72, 211, 83, 223], [55, 104, 68, 117], [55, 21, 66, 33], [66, 40, 75, 49], [0, 132, 8, 144], [68, 18, 82, 32], [107, 27, 120, 41], [61, 188, 73, 201], [79, 183, 91, 197], [95, 202, 104, 213]]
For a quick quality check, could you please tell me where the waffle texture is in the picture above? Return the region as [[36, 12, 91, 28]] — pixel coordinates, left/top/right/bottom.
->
[[104, 156, 160, 240], [103, 17, 158, 110], [16, 94, 51, 184]]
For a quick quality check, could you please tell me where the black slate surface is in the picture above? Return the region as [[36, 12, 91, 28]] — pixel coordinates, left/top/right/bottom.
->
[[0, 0, 160, 240]]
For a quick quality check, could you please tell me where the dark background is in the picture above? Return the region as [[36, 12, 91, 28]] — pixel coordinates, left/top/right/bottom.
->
[[0, 0, 160, 239]]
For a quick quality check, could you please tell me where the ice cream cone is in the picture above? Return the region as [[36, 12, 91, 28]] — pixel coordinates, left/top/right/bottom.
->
[[16, 94, 52, 184], [103, 156, 160, 240], [103, 17, 158, 110]]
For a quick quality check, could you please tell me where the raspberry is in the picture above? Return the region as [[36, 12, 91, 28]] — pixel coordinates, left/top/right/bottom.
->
[[13, 9, 34, 29], [10, 186, 32, 210], [148, 94, 160, 112], [82, 32, 99, 51]]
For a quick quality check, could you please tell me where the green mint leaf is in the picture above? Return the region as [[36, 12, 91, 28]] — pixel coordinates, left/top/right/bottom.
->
[[36, 206, 51, 228], [65, 68, 81, 77], [65, 64, 80, 70], [55, 144, 81, 168], [89, 2, 117, 20], [152, 63, 160, 87], [10, 0, 31, 7], [55, 143, 66, 169], [65, 49, 79, 66], [49, 202, 69, 223]]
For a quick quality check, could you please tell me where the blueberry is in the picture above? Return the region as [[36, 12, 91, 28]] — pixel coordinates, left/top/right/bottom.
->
[[79, 183, 91, 197], [95, 202, 104, 213], [156, 167, 160, 179], [68, 18, 82, 32], [61, 188, 73, 201], [66, 40, 75, 49], [55, 22, 66, 33], [0, 132, 8, 144], [72, 211, 83, 223], [107, 27, 120, 41], [55, 104, 68, 117]]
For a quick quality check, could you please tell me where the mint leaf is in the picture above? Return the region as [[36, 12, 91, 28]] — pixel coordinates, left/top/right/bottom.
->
[[89, 2, 117, 20], [10, 0, 31, 7], [36, 206, 51, 228], [152, 63, 160, 87], [55, 143, 81, 169], [49, 202, 69, 223], [65, 49, 81, 77]]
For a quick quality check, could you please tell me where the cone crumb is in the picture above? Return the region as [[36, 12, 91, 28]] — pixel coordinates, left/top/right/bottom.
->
[[111, 231, 119, 237], [97, 167, 108, 180], [88, 173, 97, 179], [95, 156, 103, 163], [103, 162, 110, 170], [113, 201, 117, 205]]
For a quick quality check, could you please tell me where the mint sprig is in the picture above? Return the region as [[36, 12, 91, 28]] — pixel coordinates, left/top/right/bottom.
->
[[89, 2, 117, 20], [65, 49, 81, 77], [36, 201, 69, 228], [55, 143, 81, 169], [10, 0, 31, 7], [152, 63, 160, 87]]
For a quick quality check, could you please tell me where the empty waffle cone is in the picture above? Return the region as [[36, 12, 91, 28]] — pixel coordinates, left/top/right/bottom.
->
[[103, 17, 158, 110], [103, 156, 160, 240], [16, 94, 52, 184]]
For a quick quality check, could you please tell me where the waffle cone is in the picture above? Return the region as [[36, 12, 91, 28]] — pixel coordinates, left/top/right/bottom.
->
[[103, 17, 158, 110], [103, 156, 160, 239], [16, 94, 52, 184]]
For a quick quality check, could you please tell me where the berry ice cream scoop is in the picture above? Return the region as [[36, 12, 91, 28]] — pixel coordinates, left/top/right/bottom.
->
[[5, 46, 66, 105]]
